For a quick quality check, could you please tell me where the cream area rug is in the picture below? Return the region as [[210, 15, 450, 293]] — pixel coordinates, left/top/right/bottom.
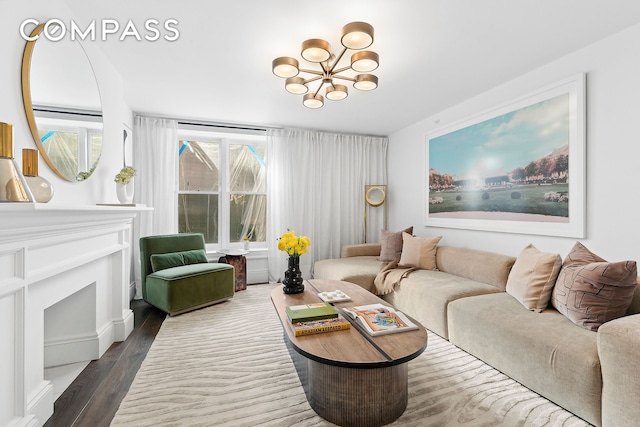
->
[[111, 283, 592, 427]]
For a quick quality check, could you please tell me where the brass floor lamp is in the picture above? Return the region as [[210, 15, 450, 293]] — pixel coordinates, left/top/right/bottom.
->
[[364, 184, 387, 242]]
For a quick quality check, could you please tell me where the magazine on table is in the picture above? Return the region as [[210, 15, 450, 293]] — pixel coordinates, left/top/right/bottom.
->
[[342, 303, 419, 336]]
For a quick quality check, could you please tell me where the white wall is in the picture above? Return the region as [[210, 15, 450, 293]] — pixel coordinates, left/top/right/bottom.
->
[[0, 0, 132, 205], [388, 23, 640, 263]]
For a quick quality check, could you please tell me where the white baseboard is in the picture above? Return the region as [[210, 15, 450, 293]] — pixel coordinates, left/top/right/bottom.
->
[[26, 380, 54, 427], [112, 309, 135, 342], [43, 319, 124, 368], [44, 332, 100, 368]]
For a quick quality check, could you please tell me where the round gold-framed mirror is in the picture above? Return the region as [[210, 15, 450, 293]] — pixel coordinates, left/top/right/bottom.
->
[[21, 22, 103, 182]]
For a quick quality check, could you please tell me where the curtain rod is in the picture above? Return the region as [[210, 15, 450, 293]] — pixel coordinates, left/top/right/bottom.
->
[[34, 105, 102, 118], [132, 112, 280, 133], [133, 113, 387, 138], [178, 120, 268, 132]]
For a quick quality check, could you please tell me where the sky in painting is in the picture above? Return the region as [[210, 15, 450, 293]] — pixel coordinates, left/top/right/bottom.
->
[[429, 93, 569, 178]]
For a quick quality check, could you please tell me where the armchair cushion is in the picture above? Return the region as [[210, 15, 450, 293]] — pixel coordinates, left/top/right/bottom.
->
[[146, 263, 234, 315], [150, 249, 208, 272]]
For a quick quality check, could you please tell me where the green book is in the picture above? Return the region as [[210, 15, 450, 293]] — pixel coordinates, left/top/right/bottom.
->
[[286, 302, 338, 323]]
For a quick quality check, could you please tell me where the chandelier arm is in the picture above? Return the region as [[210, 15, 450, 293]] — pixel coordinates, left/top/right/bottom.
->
[[304, 75, 323, 84], [332, 74, 356, 82], [327, 47, 348, 74], [332, 66, 351, 74], [299, 68, 324, 76], [313, 81, 325, 97]]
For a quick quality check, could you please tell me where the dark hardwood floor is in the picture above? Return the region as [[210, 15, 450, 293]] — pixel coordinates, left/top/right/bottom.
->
[[44, 299, 166, 427]]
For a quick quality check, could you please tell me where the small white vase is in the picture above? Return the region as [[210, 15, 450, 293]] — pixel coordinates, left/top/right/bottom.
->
[[116, 179, 134, 204], [25, 175, 54, 203]]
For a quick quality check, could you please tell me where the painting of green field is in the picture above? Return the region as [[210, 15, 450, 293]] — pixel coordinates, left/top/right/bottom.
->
[[429, 184, 568, 218]]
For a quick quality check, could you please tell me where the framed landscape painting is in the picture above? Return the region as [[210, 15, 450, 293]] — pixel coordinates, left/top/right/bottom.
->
[[425, 74, 585, 238]]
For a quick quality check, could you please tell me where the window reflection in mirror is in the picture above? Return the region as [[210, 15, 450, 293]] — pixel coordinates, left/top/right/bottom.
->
[[22, 22, 103, 181], [34, 108, 103, 181]]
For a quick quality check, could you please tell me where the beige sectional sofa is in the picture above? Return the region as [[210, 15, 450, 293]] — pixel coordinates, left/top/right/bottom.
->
[[313, 242, 640, 427]]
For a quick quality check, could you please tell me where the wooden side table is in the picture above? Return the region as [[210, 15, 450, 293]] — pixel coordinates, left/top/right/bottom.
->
[[217, 249, 248, 291]]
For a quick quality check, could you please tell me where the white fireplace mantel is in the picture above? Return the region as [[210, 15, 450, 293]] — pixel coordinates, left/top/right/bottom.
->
[[0, 204, 149, 427]]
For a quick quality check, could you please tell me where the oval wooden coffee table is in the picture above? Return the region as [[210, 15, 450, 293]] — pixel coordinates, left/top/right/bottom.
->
[[271, 279, 428, 427]]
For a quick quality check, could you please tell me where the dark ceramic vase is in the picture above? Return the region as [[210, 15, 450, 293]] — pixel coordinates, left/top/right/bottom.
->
[[282, 256, 304, 294]]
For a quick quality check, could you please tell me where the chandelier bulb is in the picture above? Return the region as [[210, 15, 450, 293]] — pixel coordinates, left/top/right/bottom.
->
[[341, 22, 374, 50], [285, 77, 309, 95], [351, 51, 379, 72], [272, 57, 299, 78], [326, 84, 348, 101], [353, 74, 378, 91], [301, 39, 331, 63], [303, 93, 324, 109]]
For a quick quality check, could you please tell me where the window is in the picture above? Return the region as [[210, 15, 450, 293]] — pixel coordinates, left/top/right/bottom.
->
[[177, 128, 266, 249]]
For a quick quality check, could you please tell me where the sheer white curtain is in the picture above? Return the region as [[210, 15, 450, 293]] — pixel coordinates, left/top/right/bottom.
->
[[132, 115, 178, 297], [267, 128, 388, 282]]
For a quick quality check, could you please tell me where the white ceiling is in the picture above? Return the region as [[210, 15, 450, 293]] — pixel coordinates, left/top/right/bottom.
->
[[63, 0, 640, 136]]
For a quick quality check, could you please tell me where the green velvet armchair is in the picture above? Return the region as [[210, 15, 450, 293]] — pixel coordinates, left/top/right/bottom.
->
[[139, 233, 235, 316]]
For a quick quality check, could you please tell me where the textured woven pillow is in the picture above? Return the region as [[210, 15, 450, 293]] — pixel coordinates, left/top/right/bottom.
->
[[150, 249, 208, 272], [551, 242, 637, 331], [506, 244, 562, 312], [398, 232, 442, 270], [379, 226, 413, 262]]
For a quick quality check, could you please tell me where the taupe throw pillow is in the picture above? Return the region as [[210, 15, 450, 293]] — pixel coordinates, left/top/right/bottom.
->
[[398, 232, 441, 270], [551, 242, 637, 331], [506, 244, 562, 312], [379, 226, 413, 262]]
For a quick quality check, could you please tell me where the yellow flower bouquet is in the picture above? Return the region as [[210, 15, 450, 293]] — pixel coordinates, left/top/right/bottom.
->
[[278, 229, 311, 257]]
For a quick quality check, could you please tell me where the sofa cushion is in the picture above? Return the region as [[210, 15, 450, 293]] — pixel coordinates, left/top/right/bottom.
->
[[313, 256, 384, 293], [382, 269, 502, 339], [598, 313, 640, 426], [341, 243, 382, 258], [448, 292, 602, 426], [506, 244, 562, 312], [435, 246, 516, 291], [398, 233, 441, 270], [150, 249, 208, 272], [379, 226, 413, 262], [551, 242, 637, 331]]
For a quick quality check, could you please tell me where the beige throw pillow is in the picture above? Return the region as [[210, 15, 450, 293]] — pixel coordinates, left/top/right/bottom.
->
[[398, 232, 441, 270], [506, 244, 562, 312], [379, 226, 413, 262]]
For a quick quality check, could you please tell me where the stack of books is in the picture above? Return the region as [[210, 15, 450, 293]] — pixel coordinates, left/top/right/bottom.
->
[[285, 302, 351, 336]]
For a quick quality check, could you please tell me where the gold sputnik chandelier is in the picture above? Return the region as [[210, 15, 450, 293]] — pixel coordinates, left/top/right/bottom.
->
[[272, 21, 379, 109]]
